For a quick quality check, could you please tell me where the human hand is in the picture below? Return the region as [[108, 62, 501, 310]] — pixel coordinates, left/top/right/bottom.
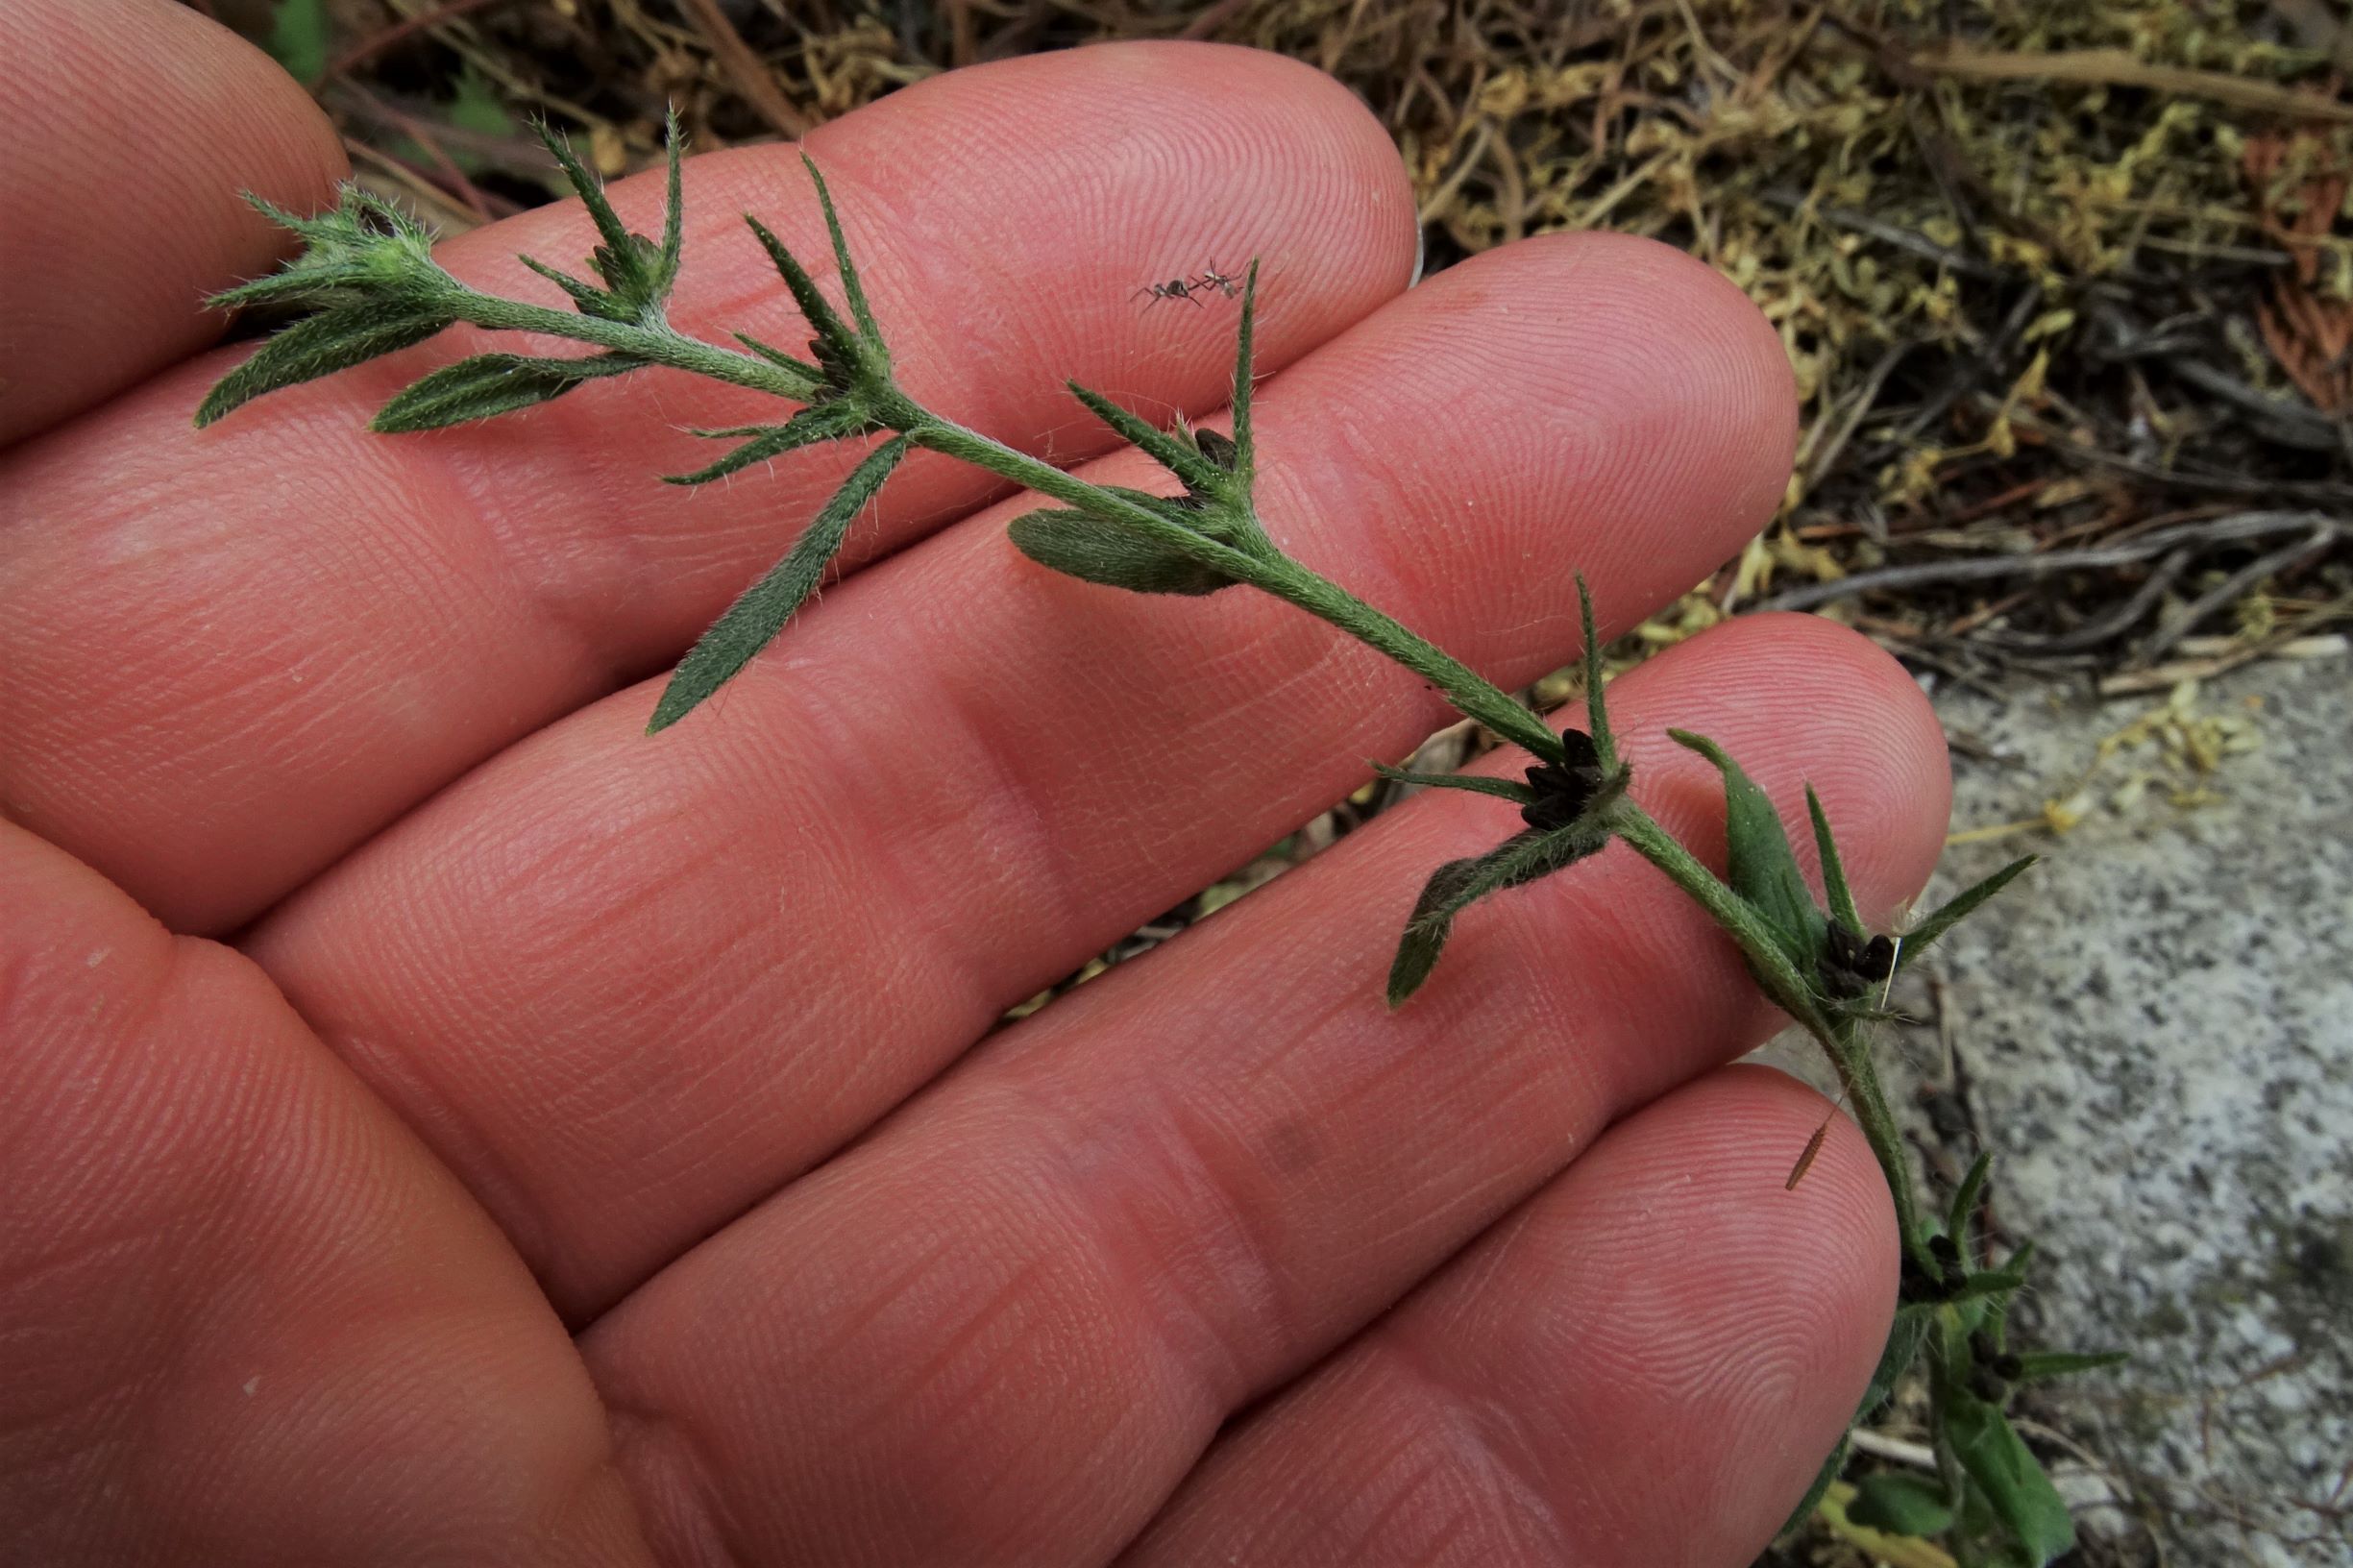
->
[[0, 4, 1953, 1563]]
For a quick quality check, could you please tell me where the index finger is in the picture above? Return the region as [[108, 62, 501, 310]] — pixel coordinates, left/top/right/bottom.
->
[[0, 43, 1414, 933]]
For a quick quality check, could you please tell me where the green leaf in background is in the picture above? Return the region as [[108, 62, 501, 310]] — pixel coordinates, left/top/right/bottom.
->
[[446, 63, 518, 141], [2009, 1348, 2129, 1384], [265, 0, 328, 82], [1386, 821, 1610, 1005], [1008, 508, 1236, 596], [196, 298, 453, 427], [1942, 1389, 2076, 1565], [372, 352, 642, 431], [1668, 729, 1826, 969], [649, 434, 911, 732], [1848, 1470, 1958, 1536]]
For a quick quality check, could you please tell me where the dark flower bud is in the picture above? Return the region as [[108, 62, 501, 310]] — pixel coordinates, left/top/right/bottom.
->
[[1819, 923, 1897, 998], [1521, 729, 1606, 831]]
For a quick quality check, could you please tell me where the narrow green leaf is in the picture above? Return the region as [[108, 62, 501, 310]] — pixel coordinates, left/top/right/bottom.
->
[[1230, 261, 1260, 485], [2009, 1348, 2128, 1384], [1863, 1304, 1934, 1416], [650, 434, 911, 733], [1668, 729, 1826, 968], [371, 352, 640, 432], [1898, 857, 2037, 972], [1942, 1392, 2075, 1564], [1066, 381, 1228, 498], [519, 254, 613, 316], [1008, 509, 1237, 596], [658, 106, 686, 289], [1777, 1437, 1849, 1542], [1367, 761, 1539, 805], [1576, 575, 1615, 771], [1951, 1241, 2035, 1306], [745, 215, 861, 379], [733, 331, 823, 384], [1806, 785, 1864, 931], [535, 119, 637, 286], [1848, 1471, 1958, 1536], [1946, 1149, 1995, 1256], [196, 299, 451, 427], [800, 155, 883, 345], [1387, 821, 1610, 1006], [662, 399, 868, 486]]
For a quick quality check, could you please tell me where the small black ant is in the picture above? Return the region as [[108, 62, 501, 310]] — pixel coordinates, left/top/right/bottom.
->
[[1190, 263, 1243, 299], [1132, 278, 1205, 310]]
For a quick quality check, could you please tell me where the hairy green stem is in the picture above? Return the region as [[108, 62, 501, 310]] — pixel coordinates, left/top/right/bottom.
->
[[429, 285, 1567, 766], [906, 410, 1566, 764], [1606, 800, 1929, 1262], [448, 287, 821, 400]]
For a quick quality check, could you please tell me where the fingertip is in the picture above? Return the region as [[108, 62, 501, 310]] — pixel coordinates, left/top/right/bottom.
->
[[0, 0, 347, 443]]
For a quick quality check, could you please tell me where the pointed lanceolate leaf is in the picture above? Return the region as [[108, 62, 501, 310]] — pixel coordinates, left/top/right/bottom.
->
[[745, 215, 863, 382], [1846, 1471, 1958, 1536], [1066, 381, 1229, 499], [1947, 1148, 1995, 1255], [1669, 729, 1826, 969], [519, 254, 614, 315], [649, 434, 911, 733], [1575, 576, 1614, 769], [1367, 762, 1539, 805], [800, 155, 882, 345], [371, 352, 642, 432], [657, 105, 686, 291], [536, 118, 635, 270], [1008, 509, 1237, 596], [2008, 1348, 2128, 1384], [1230, 261, 1260, 486], [1387, 821, 1610, 1006], [196, 298, 452, 427], [734, 331, 822, 384], [1897, 857, 2037, 972], [1941, 1391, 2075, 1564], [1806, 784, 1864, 932], [662, 399, 869, 486]]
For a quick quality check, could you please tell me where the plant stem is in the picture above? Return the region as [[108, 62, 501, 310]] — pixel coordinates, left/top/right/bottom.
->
[[1607, 799, 1930, 1263], [449, 287, 821, 399], [906, 409, 1566, 764], [428, 287, 1567, 766]]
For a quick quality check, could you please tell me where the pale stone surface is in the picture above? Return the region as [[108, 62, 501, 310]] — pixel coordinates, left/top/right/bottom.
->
[[1768, 652, 2352, 1565]]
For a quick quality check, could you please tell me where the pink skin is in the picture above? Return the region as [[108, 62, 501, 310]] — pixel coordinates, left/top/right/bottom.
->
[[0, 8, 1948, 1566]]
